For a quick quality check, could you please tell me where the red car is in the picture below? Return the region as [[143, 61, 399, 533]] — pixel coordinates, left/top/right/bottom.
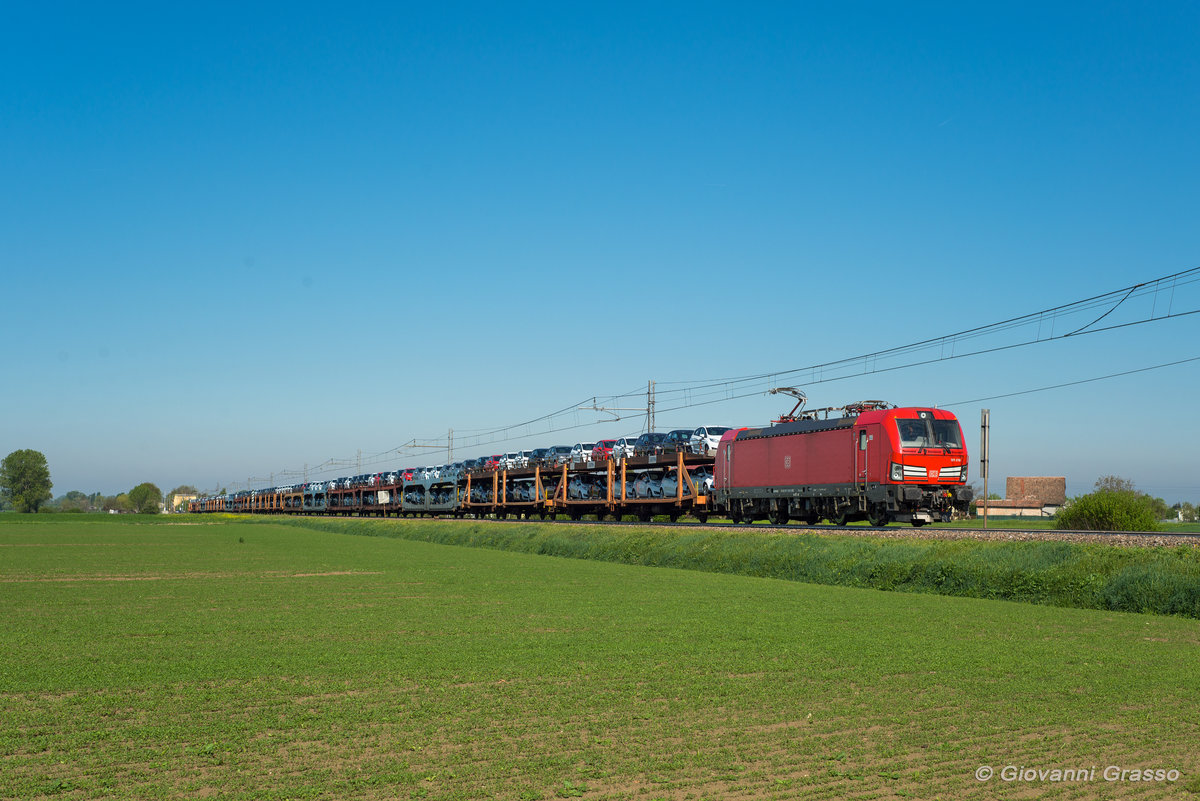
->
[[484, 455, 503, 470], [591, 439, 618, 460]]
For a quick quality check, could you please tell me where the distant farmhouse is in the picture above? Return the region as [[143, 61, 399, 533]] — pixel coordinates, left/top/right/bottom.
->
[[977, 477, 1066, 518], [167, 493, 197, 513]]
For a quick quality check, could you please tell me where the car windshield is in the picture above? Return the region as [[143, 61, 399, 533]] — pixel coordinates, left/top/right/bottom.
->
[[707, 427, 730, 435]]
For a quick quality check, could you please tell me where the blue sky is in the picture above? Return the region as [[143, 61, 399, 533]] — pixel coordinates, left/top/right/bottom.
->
[[2, 2, 1198, 502]]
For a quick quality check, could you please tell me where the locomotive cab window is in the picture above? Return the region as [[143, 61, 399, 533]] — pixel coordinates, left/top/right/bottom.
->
[[931, 420, 962, 449], [896, 419, 929, 448], [896, 417, 963, 449]]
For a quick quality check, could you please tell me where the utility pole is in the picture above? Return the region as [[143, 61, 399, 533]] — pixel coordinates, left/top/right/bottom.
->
[[648, 380, 656, 432], [980, 409, 990, 530]]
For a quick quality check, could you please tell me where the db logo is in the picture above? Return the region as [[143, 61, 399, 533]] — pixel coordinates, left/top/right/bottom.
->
[[784, 456, 792, 469]]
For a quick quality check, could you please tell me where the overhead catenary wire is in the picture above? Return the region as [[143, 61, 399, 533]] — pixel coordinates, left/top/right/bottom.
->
[[941, 355, 1200, 406], [233, 267, 1200, 489]]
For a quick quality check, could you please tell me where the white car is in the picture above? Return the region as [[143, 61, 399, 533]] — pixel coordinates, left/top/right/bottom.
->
[[633, 470, 664, 498], [611, 436, 639, 460], [660, 469, 678, 497], [570, 443, 597, 464], [689, 426, 733, 456], [500, 452, 521, 469]]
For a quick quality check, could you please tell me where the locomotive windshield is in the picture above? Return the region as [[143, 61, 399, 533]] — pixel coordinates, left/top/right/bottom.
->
[[896, 417, 963, 449], [932, 420, 962, 448]]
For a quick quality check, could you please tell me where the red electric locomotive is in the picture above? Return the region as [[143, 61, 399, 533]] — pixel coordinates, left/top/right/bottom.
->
[[713, 400, 972, 527]]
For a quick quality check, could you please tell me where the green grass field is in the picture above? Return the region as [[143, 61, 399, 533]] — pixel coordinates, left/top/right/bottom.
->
[[2, 516, 1198, 799]]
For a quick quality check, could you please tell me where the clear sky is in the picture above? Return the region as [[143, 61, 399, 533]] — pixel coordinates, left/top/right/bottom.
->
[[3, 2, 1198, 503]]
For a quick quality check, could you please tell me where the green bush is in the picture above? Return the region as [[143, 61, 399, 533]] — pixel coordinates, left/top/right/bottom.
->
[[1054, 490, 1160, 532], [1101, 562, 1200, 616]]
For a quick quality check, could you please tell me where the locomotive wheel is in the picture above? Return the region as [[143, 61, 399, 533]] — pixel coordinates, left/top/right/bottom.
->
[[805, 510, 821, 526], [835, 509, 850, 526], [730, 507, 743, 524], [868, 509, 889, 527], [771, 508, 789, 526]]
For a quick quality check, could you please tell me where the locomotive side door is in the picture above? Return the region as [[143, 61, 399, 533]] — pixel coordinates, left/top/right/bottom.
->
[[855, 427, 869, 491]]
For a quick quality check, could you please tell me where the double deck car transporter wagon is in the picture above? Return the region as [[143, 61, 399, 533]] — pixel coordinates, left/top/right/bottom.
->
[[198, 450, 718, 522]]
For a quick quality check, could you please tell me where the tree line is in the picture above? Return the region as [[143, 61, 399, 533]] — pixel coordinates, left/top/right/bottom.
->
[[0, 449, 195, 514]]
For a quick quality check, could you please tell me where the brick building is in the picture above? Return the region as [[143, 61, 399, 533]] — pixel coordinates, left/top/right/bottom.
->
[[976, 476, 1066, 518]]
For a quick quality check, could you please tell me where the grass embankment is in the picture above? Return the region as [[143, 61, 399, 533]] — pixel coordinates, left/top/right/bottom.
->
[[273, 516, 1200, 619], [2, 517, 1198, 800]]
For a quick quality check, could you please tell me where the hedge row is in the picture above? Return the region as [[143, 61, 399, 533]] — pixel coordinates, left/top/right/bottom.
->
[[273, 517, 1200, 619]]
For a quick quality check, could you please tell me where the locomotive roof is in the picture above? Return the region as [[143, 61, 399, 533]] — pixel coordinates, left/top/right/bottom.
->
[[735, 416, 856, 441], [733, 406, 958, 442]]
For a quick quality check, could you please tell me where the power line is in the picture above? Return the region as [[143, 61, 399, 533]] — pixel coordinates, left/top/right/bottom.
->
[[233, 266, 1200, 489], [942, 356, 1200, 406]]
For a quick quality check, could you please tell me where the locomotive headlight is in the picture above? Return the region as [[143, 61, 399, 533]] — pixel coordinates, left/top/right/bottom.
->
[[890, 462, 904, 481], [960, 467, 968, 481]]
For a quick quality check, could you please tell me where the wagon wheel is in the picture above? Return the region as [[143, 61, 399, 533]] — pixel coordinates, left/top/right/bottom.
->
[[668, 512, 680, 523], [569, 508, 582, 521], [638, 509, 652, 522], [695, 512, 709, 524]]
